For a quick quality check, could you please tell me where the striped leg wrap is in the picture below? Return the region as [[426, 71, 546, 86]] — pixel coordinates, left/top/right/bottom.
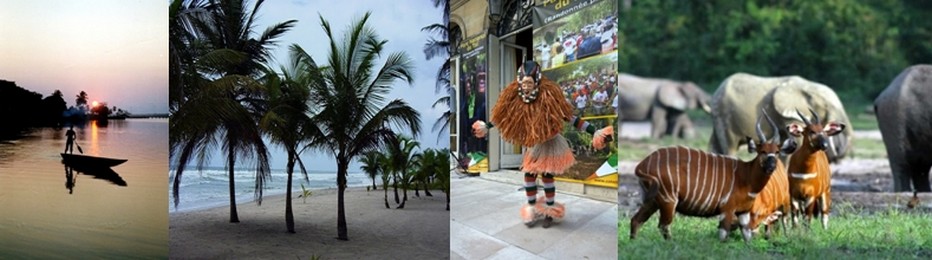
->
[[524, 172, 538, 204], [542, 173, 556, 205], [571, 116, 598, 135]]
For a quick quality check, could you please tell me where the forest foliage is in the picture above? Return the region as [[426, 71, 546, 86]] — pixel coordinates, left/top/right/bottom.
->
[[618, 0, 932, 106], [0, 80, 67, 138]]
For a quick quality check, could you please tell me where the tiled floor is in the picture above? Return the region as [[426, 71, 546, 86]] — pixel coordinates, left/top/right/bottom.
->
[[450, 174, 618, 259]]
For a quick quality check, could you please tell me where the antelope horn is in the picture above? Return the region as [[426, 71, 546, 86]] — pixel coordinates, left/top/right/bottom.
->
[[755, 114, 766, 142], [808, 107, 820, 125], [763, 108, 779, 143], [796, 109, 811, 125]]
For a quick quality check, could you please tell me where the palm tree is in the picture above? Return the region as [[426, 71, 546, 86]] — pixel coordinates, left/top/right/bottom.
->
[[415, 148, 442, 198], [258, 44, 323, 233], [302, 12, 421, 240], [359, 151, 382, 191], [379, 152, 393, 209], [436, 148, 451, 210], [411, 148, 434, 198], [387, 134, 420, 209], [422, 0, 456, 142], [169, 0, 295, 223]]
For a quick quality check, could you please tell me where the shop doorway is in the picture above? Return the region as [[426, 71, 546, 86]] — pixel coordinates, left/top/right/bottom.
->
[[498, 28, 533, 168]]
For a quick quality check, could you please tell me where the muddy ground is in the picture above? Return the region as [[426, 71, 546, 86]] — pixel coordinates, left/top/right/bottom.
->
[[618, 122, 932, 215]]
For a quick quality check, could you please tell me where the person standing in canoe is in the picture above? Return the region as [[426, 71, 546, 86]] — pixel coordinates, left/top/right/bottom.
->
[[64, 126, 76, 154]]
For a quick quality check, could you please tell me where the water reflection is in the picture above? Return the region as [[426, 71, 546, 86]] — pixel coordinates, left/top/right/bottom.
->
[[65, 166, 76, 194], [62, 163, 128, 192]]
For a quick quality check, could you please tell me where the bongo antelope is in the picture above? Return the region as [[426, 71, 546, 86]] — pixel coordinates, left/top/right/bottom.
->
[[630, 112, 796, 242]]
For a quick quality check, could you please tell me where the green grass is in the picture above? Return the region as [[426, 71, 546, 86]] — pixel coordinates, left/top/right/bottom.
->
[[619, 205, 932, 259], [848, 136, 887, 160]]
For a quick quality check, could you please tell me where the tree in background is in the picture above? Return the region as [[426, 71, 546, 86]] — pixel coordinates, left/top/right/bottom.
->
[[386, 134, 421, 209], [0, 80, 44, 137], [360, 150, 382, 191], [379, 152, 393, 209], [75, 91, 88, 107], [435, 148, 451, 210], [40, 90, 67, 124], [422, 0, 455, 143], [618, 0, 932, 107]]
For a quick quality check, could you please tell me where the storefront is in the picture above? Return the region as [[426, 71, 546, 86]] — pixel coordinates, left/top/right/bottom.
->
[[451, 0, 618, 188]]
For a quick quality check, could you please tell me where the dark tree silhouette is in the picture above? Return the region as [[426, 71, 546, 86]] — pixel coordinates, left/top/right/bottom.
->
[[76, 91, 88, 106]]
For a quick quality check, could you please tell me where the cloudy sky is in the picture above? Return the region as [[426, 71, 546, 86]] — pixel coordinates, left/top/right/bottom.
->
[[0, 0, 168, 114], [211, 0, 449, 172]]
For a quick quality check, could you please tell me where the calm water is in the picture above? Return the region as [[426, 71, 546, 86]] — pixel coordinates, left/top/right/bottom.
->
[[0, 119, 168, 258]]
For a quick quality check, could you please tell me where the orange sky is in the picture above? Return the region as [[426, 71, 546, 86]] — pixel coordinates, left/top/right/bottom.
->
[[0, 0, 168, 113]]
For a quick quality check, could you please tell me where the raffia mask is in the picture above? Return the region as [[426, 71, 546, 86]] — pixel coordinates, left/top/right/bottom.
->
[[516, 61, 541, 103]]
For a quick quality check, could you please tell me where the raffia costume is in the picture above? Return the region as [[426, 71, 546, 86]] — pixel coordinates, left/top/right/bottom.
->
[[473, 61, 612, 228]]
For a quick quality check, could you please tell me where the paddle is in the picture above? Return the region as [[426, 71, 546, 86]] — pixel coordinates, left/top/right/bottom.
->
[[75, 142, 84, 154]]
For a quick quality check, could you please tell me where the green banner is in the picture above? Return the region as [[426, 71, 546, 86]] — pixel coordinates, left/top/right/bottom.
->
[[533, 0, 618, 185], [458, 34, 489, 172]]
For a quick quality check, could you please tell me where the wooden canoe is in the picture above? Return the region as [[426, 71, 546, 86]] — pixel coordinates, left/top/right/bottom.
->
[[61, 153, 127, 168]]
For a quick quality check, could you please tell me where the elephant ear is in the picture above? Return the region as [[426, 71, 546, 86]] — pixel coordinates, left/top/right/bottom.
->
[[657, 83, 688, 111], [770, 82, 813, 123]]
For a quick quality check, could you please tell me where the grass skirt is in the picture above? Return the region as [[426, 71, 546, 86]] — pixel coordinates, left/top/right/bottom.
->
[[521, 135, 575, 174]]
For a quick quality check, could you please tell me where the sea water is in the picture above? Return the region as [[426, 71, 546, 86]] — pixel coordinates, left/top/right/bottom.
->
[[169, 168, 369, 212]]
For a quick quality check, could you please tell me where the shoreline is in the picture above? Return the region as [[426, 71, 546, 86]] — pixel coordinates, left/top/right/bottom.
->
[[170, 187, 450, 259], [169, 185, 369, 214]]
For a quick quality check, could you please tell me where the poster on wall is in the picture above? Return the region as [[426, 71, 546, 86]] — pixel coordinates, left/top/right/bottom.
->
[[533, 0, 618, 187], [458, 34, 489, 173]]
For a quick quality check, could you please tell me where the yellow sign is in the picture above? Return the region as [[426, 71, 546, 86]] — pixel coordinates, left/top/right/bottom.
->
[[468, 158, 489, 173]]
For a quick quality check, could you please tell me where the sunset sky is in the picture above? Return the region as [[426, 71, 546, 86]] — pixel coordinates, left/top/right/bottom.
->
[[0, 0, 168, 114]]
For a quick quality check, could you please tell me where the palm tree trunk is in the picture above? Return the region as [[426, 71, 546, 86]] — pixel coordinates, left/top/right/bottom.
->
[[424, 179, 433, 197], [336, 156, 349, 240], [371, 177, 377, 190], [397, 175, 408, 209], [383, 185, 390, 209], [445, 186, 450, 211], [285, 151, 296, 233], [414, 181, 421, 197], [393, 173, 400, 204], [228, 151, 240, 223]]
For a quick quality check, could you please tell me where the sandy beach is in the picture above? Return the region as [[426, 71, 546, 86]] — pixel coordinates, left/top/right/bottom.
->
[[169, 187, 450, 259]]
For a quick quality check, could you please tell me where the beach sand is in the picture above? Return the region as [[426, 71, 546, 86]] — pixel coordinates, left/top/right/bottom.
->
[[169, 187, 450, 259]]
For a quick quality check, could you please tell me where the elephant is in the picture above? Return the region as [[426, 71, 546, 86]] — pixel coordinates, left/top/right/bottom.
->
[[617, 73, 712, 139], [874, 64, 932, 192], [709, 73, 853, 162]]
